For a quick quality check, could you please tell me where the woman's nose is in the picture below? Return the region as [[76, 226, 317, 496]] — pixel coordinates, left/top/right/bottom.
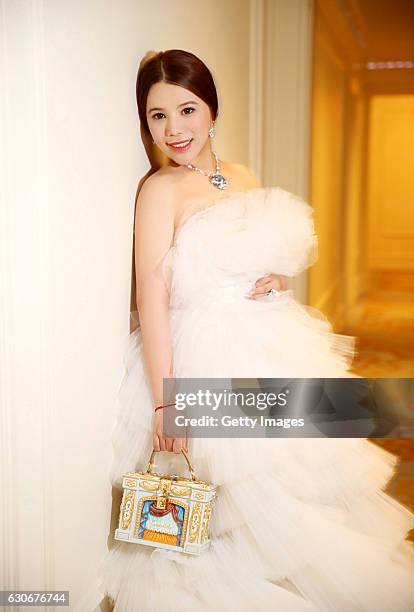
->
[[165, 117, 183, 137]]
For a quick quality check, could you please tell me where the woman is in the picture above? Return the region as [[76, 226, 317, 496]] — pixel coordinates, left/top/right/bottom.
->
[[97, 50, 414, 611]]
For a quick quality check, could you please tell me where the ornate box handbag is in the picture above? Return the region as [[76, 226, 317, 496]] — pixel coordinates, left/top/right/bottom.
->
[[115, 449, 218, 555]]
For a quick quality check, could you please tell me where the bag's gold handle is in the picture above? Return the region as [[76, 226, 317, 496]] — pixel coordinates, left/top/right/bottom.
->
[[146, 448, 196, 482]]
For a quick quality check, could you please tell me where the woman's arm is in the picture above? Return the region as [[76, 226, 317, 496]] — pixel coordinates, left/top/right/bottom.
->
[[135, 176, 187, 453]]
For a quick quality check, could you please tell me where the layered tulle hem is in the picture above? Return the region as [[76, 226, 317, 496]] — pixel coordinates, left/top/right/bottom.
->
[[95, 322, 414, 611]]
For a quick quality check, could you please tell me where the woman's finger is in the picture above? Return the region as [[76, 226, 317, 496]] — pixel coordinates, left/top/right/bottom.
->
[[153, 433, 160, 452], [172, 437, 187, 454], [250, 280, 276, 297], [260, 280, 278, 294], [159, 434, 166, 451], [254, 276, 270, 287], [165, 437, 174, 452]]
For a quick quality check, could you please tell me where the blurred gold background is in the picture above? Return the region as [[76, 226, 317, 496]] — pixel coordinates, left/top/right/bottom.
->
[[309, 0, 414, 540]]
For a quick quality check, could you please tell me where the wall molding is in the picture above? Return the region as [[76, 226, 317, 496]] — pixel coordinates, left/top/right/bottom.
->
[[0, 0, 54, 591], [0, 0, 18, 592], [249, 0, 315, 303]]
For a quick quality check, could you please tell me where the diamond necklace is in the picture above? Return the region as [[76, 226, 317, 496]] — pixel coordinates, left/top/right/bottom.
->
[[185, 151, 230, 190]]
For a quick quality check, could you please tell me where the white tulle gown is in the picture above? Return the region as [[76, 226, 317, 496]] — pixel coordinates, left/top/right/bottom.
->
[[97, 187, 414, 611]]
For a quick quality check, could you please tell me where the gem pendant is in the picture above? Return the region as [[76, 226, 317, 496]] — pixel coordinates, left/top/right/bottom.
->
[[210, 173, 230, 190]]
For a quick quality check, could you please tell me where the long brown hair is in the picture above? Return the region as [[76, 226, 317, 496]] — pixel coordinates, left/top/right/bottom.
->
[[130, 50, 219, 327]]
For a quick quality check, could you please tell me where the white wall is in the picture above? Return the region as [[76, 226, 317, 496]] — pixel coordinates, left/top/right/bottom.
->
[[1, 1, 315, 609], [0, 0, 251, 609]]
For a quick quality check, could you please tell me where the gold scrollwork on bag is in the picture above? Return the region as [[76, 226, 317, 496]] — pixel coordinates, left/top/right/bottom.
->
[[188, 502, 202, 543], [126, 470, 211, 488], [156, 478, 172, 509], [171, 486, 191, 497], [140, 480, 159, 491], [125, 479, 137, 487], [120, 489, 135, 530], [193, 491, 206, 501], [200, 501, 212, 543]]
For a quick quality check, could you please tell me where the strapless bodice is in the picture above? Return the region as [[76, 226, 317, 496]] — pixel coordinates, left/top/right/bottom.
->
[[161, 186, 318, 311]]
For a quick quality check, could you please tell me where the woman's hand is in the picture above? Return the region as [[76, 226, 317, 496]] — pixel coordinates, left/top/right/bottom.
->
[[153, 410, 188, 454], [245, 274, 288, 299]]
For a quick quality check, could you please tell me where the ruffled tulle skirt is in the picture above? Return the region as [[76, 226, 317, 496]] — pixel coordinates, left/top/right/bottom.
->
[[96, 291, 414, 611]]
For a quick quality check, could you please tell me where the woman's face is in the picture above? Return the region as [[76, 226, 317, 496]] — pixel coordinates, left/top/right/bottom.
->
[[146, 82, 212, 164]]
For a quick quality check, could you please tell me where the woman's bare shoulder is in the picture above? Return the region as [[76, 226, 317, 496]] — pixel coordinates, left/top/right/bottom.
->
[[134, 173, 179, 238], [138, 166, 203, 223], [137, 171, 178, 207]]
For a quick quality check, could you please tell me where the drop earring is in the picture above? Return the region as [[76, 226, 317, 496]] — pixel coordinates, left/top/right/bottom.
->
[[209, 124, 215, 138]]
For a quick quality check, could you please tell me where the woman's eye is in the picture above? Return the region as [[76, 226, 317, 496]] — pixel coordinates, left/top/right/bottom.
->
[[151, 107, 194, 120]]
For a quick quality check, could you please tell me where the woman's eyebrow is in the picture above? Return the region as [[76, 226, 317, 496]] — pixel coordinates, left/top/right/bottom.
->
[[147, 100, 199, 113]]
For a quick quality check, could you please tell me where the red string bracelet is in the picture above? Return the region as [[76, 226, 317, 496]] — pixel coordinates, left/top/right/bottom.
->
[[154, 402, 176, 412]]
